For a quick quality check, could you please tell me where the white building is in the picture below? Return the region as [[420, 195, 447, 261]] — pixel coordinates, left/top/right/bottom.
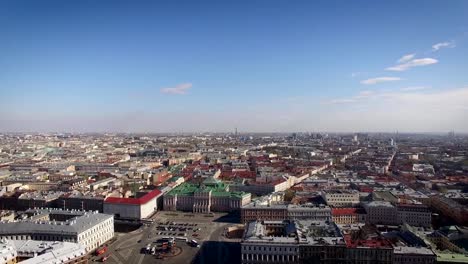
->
[[0, 209, 114, 253], [104, 189, 162, 219], [13, 240, 87, 264], [0, 239, 16, 264], [242, 221, 301, 264]]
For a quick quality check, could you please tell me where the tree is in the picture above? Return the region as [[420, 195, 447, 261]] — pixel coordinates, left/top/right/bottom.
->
[[284, 189, 296, 202]]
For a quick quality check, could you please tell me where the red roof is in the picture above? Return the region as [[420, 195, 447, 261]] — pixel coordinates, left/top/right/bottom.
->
[[358, 186, 374, 193], [332, 208, 358, 216], [344, 235, 392, 248], [104, 189, 162, 205]]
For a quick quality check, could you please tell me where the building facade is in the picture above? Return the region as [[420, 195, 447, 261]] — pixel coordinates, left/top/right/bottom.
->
[[321, 190, 360, 207], [241, 203, 331, 224], [241, 220, 346, 264], [332, 208, 367, 224], [364, 201, 398, 225], [164, 178, 251, 213], [397, 204, 431, 228]]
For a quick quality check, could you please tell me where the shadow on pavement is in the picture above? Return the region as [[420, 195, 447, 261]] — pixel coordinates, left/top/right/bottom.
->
[[191, 241, 240, 264], [213, 212, 240, 223]]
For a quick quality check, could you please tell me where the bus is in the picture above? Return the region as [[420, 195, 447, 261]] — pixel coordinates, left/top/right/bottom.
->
[[175, 237, 188, 242], [95, 246, 107, 256]]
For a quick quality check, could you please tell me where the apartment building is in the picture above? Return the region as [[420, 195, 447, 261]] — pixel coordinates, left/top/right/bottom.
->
[[364, 201, 398, 225], [332, 208, 367, 224], [321, 190, 360, 207], [397, 204, 432, 228], [241, 202, 331, 224]]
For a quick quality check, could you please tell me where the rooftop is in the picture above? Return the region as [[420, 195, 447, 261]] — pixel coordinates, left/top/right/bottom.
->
[[166, 179, 248, 199], [13, 239, 87, 264], [0, 209, 113, 236], [104, 189, 161, 205]]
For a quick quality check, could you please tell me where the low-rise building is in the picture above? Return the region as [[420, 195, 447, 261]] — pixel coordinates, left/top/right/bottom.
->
[[344, 232, 394, 264], [17, 191, 64, 211], [241, 220, 346, 264], [104, 189, 162, 219], [89, 177, 120, 191], [58, 192, 105, 212], [430, 196, 468, 225], [164, 177, 251, 213], [13, 240, 87, 264], [332, 208, 367, 224], [241, 202, 331, 224], [393, 246, 435, 264], [0, 209, 114, 253], [397, 203, 431, 228], [321, 190, 360, 207]]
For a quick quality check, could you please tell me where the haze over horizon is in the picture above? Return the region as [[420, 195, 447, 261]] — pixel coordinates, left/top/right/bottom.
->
[[1, 0, 468, 133]]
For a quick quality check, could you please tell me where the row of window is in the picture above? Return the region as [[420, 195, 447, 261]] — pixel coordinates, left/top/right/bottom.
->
[[243, 245, 298, 252]]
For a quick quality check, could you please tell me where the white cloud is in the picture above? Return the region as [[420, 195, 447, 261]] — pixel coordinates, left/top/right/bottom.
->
[[400, 86, 428, 91], [351, 72, 363, 78], [325, 87, 468, 112], [432, 41, 455, 51], [398, 53, 415, 63], [160, 83, 192, 95], [386, 58, 438, 71], [328, 98, 358, 104], [326, 91, 373, 104], [361, 77, 402, 85]]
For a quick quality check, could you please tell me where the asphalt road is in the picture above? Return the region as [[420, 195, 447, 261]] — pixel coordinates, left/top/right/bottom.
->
[[90, 212, 238, 264]]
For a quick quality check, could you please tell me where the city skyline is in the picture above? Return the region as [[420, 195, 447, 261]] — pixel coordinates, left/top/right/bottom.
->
[[1, 0, 468, 132]]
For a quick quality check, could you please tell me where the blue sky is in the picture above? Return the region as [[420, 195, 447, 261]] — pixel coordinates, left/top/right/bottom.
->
[[1, 0, 468, 132]]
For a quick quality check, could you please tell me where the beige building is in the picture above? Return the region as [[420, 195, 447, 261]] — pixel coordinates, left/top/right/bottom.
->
[[322, 190, 360, 207]]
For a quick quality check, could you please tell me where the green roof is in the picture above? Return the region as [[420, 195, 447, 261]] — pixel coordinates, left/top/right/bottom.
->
[[436, 252, 468, 263], [167, 176, 183, 183], [166, 180, 247, 199]]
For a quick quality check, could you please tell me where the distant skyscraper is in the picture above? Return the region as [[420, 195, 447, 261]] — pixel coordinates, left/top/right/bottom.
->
[[448, 130, 455, 138]]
